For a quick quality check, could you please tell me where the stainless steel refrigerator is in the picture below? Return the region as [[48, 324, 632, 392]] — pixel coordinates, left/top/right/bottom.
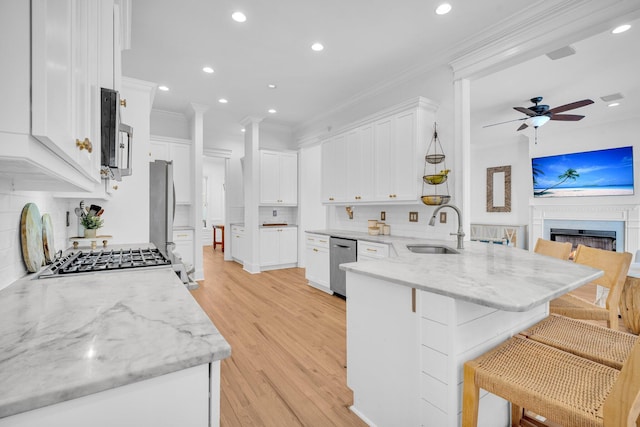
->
[[149, 160, 176, 259]]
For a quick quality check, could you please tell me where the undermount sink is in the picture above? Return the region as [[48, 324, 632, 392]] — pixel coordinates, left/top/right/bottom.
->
[[406, 244, 459, 254]]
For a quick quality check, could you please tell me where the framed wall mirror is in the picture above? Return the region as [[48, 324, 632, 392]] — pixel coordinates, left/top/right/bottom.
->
[[486, 165, 511, 212]]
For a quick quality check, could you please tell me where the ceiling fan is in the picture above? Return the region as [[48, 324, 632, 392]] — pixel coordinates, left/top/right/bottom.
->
[[484, 96, 594, 131]]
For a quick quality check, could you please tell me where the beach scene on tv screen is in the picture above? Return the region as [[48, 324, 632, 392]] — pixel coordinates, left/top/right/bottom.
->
[[532, 146, 634, 198]]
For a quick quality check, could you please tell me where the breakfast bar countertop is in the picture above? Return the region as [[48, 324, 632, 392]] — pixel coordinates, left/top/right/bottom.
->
[[0, 267, 231, 419], [307, 229, 603, 312]]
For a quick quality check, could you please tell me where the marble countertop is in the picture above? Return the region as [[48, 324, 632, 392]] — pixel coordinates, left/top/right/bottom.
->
[[307, 229, 603, 312], [0, 267, 231, 418]]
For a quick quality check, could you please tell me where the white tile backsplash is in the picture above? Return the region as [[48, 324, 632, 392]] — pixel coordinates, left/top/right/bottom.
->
[[0, 180, 70, 290], [259, 206, 297, 225]]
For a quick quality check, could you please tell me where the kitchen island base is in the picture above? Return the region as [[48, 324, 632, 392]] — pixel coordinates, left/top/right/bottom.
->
[[0, 362, 221, 427], [346, 272, 547, 427]]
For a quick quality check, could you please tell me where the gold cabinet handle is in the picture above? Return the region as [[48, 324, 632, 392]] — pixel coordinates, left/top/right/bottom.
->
[[412, 288, 416, 312], [313, 248, 318, 252], [120, 99, 127, 108], [112, 185, 119, 190], [76, 138, 93, 153], [366, 248, 377, 252], [329, 197, 334, 201]]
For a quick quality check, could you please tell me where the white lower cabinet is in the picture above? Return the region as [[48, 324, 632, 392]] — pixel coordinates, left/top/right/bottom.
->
[[357, 241, 389, 261], [305, 233, 331, 293], [231, 225, 245, 264], [0, 363, 220, 427], [173, 229, 194, 268], [260, 227, 298, 270]]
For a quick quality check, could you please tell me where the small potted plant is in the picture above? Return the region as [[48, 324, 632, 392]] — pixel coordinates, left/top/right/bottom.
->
[[81, 213, 104, 238]]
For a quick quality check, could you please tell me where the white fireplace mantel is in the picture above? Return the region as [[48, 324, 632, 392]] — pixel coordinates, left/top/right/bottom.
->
[[530, 204, 640, 255]]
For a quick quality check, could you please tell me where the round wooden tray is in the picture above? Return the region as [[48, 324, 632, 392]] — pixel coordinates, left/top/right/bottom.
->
[[20, 203, 44, 272]]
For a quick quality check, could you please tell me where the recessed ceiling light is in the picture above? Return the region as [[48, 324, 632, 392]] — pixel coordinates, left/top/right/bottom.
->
[[268, 108, 277, 114], [311, 42, 324, 52], [218, 98, 228, 104], [241, 128, 246, 133], [203, 66, 214, 74], [435, 3, 452, 15], [232, 11, 246, 23], [608, 102, 620, 107], [158, 85, 169, 91], [267, 84, 277, 89], [612, 24, 631, 34]]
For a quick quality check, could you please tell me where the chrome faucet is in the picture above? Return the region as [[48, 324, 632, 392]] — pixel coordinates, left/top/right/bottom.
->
[[428, 204, 465, 249]]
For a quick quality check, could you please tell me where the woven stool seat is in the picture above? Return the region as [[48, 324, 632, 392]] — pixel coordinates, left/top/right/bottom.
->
[[521, 314, 637, 370], [550, 293, 610, 320], [463, 336, 619, 427]]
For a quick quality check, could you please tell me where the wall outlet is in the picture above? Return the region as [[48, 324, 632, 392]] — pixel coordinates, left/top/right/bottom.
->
[[409, 212, 418, 222], [440, 212, 447, 223], [380, 211, 386, 221], [272, 210, 277, 217]]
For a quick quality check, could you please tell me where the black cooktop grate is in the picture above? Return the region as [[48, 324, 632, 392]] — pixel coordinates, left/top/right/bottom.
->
[[57, 248, 171, 275]]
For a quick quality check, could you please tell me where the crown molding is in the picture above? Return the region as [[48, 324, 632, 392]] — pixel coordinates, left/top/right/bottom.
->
[[203, 148, 232, 158], [149, 135, 191, 145], [449, 0, 640, 80]]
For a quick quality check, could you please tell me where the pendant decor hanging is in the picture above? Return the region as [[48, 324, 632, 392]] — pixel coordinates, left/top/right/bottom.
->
[[421, 123, 451, 206]]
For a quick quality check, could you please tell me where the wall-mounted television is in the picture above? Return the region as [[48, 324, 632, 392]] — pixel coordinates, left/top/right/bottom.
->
[[531, 146, 634, 198]]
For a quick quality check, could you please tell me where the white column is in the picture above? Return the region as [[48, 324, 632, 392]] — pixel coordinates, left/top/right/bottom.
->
[[454, 78, 471, 239], [188, 103, 209, 281], [240, 116, 263, 274]]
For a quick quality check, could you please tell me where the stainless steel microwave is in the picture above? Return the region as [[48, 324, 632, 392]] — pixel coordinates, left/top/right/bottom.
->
[[101, 88, 133, 181]]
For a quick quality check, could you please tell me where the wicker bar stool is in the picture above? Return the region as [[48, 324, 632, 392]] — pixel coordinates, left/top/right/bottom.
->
[[520, 314, 636, 370], [462, 335, 640, 427], [550, 245, 632, 330], [534, 238, 572, 260]]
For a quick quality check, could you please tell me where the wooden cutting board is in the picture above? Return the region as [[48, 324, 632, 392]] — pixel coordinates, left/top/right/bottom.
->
[[20, 203, 44, 272], [42, 213, 56, 264]]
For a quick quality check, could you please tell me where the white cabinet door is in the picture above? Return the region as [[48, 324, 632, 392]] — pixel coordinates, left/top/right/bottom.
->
[[260, 151, 298, 205], [173, 229, 194, 267], [170, 143, 192, 204], [259, 151, 280, 204], [278, 228, 298, 265], [305, 234, 330, 291], [392, 110, 419, 201], [31, 0, 100, 183], [231, 226, 245, 263], [279, 153, 298, 204], [373, 117, 395, 201], [259, 228, 280, 266], [321, 135, 347, 203], [149, 140, 169, 161], [346, 125, 375, 202], [260, 227, 298, 267]]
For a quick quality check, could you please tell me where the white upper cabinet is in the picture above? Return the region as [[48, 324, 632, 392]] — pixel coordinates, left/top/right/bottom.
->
[[321, 97, 434, 205], [150, 136, 192, 204], [0, 0, 123, 192], [259, 150, 298, 205], [321, 134, 347, 203], [31, 0, 101, 184]]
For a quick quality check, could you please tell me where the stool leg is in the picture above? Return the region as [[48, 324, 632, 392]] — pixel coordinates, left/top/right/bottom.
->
[[462, 363, 480, 427], [511, 404, 523, 427]]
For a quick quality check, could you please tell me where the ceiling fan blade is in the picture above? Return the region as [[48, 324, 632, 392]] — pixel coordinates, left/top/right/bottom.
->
[[514, 106, 537, 117], [482, 117, 527, 128], [549, 114, 585, 121], [548, 99, 594, 114], [517, 123, 528, 131]]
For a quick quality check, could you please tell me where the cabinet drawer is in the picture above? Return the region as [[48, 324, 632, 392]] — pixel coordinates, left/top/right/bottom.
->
[[357, 241, 389, 260], [231, 225, 245, 234], [305, 233, 329, 249], [173, 229, 193, 241]]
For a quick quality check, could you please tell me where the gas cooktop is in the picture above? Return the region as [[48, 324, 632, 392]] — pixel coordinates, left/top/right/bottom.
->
[[37, 248, 172, 279]]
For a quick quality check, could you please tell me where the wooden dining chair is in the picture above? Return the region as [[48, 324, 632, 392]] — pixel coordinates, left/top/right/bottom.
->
[[550, 244, 632, 330], [533, 238, 572, 260], [462, 334, 640, 427]]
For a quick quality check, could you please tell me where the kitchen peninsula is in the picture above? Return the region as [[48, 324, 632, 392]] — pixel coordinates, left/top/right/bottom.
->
[[341, 239, 602, 427], [0, 267, 230, 426]]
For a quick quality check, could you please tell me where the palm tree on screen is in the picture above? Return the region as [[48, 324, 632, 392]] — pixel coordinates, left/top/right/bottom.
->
[[532, 162, 544, 186], [534, 168, 579, 195]]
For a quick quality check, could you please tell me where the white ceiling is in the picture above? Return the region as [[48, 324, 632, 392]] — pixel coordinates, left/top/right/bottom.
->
[[122, 1, 639, 148]]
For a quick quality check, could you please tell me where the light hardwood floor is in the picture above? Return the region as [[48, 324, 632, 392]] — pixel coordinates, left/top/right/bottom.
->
[[191, 247, 366, 427]]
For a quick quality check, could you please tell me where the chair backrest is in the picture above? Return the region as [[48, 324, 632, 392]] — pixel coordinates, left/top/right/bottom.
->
[[573, 244, 632, 311], [603, 337, 640, 426], [533, 238, 573, 260]]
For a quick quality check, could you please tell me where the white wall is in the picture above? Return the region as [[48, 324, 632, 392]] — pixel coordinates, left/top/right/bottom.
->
[[150, 110, 190, 140], [259, 122, 295, 150]]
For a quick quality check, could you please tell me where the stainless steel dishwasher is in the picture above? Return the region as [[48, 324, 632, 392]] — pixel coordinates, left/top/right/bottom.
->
[[330, 237, 357, 297]]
